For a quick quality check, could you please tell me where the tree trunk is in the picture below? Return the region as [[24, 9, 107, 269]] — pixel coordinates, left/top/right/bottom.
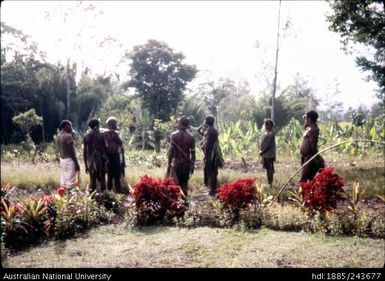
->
[[271, 0, 282, 123], [40, 104, 45, 142], [141, 130, 146, 151], [66, 58, 71, 118]]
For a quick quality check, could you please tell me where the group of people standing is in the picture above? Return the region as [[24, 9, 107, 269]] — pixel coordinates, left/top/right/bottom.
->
[[258, 110, 325, 188], [57, 117, 124, 193], [57, 110, 324, 197], [166, 115, 222, 197]]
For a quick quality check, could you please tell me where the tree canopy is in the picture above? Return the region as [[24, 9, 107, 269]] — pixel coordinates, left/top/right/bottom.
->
[[327, 0, 385, 96], [125, 40, 197, 121]]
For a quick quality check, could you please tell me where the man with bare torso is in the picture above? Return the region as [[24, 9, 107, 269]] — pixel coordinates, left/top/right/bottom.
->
[[104, 117, 124, 193], [300, 110, 325, 182], [167, 117, 195, 196], [57, 120, 80, 188], [83, 118, 108, 193]]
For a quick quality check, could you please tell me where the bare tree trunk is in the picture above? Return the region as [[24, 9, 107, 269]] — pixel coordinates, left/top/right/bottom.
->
[[66, 58, 71, 118], [41, 119, 45, 143], [40, 104, 45, 142], [271, 0, 282, 123]]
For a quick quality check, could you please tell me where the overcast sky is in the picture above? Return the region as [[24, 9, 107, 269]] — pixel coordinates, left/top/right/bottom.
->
[[1, 1, 379, 110]]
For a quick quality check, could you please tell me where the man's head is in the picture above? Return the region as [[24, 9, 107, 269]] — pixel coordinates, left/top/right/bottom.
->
[[178, 116, 190, 130], [60, 120, 72, 133], [303, 110, 318, 127], [88, 118, 100, 129], [205, 116, 215, 126], [264, 118, 274, 130], [106, 116, 118, 130]]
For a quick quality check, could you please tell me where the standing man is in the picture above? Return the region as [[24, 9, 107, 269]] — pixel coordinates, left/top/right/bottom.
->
[[83, 118, 108, 193], [57, 120, 80, 188], [259, 119, 276, 188], [300, 110, 325, 182], [104, 117, 124, 193], [167, 117, 195, 197], [201, 116, 221, 196]]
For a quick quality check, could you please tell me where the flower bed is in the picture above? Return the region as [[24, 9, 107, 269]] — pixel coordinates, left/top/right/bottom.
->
[[217, 178, 258, 210], [1, 185, 123, 250], [2, 166, 384, 254], [131, 175, 186, 225], [301, 167, 346, 212]]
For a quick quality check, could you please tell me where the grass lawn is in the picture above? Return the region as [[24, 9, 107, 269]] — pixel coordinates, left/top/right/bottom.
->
[[1, 158, 383, 198], [3, 225, 384, 268]]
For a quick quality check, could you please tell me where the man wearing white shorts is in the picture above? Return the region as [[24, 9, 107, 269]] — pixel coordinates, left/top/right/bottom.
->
[[57, 120, 80, 188]]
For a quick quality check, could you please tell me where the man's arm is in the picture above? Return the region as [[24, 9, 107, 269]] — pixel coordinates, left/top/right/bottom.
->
[[115, 132, 123, 146], [259, 133, 273, 156], [204, 129, 216, 165], [83, 137, 88, 173], [167, 135, 175, 174], [190, 139, 196, 174], [68, 137, 80, 171]]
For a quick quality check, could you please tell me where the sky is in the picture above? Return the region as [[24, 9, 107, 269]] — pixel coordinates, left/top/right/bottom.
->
[[1, 0, 380, 110]]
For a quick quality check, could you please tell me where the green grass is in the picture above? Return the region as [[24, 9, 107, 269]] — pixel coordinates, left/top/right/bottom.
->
[[1, 157, 384, 199], [3, 225, 383, 268]]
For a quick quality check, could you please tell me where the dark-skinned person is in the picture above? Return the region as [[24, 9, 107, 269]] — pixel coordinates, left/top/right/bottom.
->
[[83, 118, 108, 193], [57, 120, 80, 188], [259, 118, 276, 188], [166, 116, 196, 198], [104, 116, 124, 193], [201, 116, 223, 196], [300, 110, 325, 182]]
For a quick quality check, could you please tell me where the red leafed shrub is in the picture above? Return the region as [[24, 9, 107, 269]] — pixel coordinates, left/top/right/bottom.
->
[[132, 175, 186, 224], [217, 178, 258, 210], [301, 167, 346, 212]]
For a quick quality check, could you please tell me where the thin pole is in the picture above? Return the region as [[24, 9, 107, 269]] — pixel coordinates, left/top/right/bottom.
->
[[269, 139, 385, 206], [271, 0, 282, 122]]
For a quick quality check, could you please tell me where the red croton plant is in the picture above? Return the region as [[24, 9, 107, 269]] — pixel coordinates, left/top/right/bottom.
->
[[301, 167, 346, 212], [132, 175, 186, 224], [217, 178, 258, 210]]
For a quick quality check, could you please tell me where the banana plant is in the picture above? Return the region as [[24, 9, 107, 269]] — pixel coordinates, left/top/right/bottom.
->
[[349, 181, 365, 214]]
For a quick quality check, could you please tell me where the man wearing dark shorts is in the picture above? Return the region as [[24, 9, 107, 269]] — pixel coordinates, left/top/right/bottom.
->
[[259, 119, 276, 188], [83, 118, 108, 193], [167, 117, 195, 197]]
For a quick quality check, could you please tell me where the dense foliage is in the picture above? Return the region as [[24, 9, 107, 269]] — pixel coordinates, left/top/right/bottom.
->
[[327, 0, 385, 96], [0, 184, 123, 249], [132, 175, 186, 225], [301, 167, 346, 212], [217, 178, 258, 210], [125, 40, 197, 122]]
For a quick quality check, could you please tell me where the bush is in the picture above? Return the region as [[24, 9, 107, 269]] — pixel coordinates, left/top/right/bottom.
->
[[131, 175, 186, 225], [301, 167, 346, 212], [261, 203, 308, 231], [356, 209, 385, 238], [217, 178, 258, 211], [1, 186, 120, 248]]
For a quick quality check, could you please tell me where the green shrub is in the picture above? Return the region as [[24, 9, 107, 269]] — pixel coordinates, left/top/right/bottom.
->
[[261, 203, 308, 231]]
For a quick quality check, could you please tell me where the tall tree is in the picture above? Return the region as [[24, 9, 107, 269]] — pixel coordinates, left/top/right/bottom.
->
[[327, 0, 385, 97], [177, 94, 206, 127], [198, 77, 236, 127], [12, 108, 42, 139], [216, 80, 253, 124], [71, 74, 111, 132], [1, 55, 39, 143], [271, 0, 282, 123], [42, 2, 122, 118], [125, 40, 197, 121]]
